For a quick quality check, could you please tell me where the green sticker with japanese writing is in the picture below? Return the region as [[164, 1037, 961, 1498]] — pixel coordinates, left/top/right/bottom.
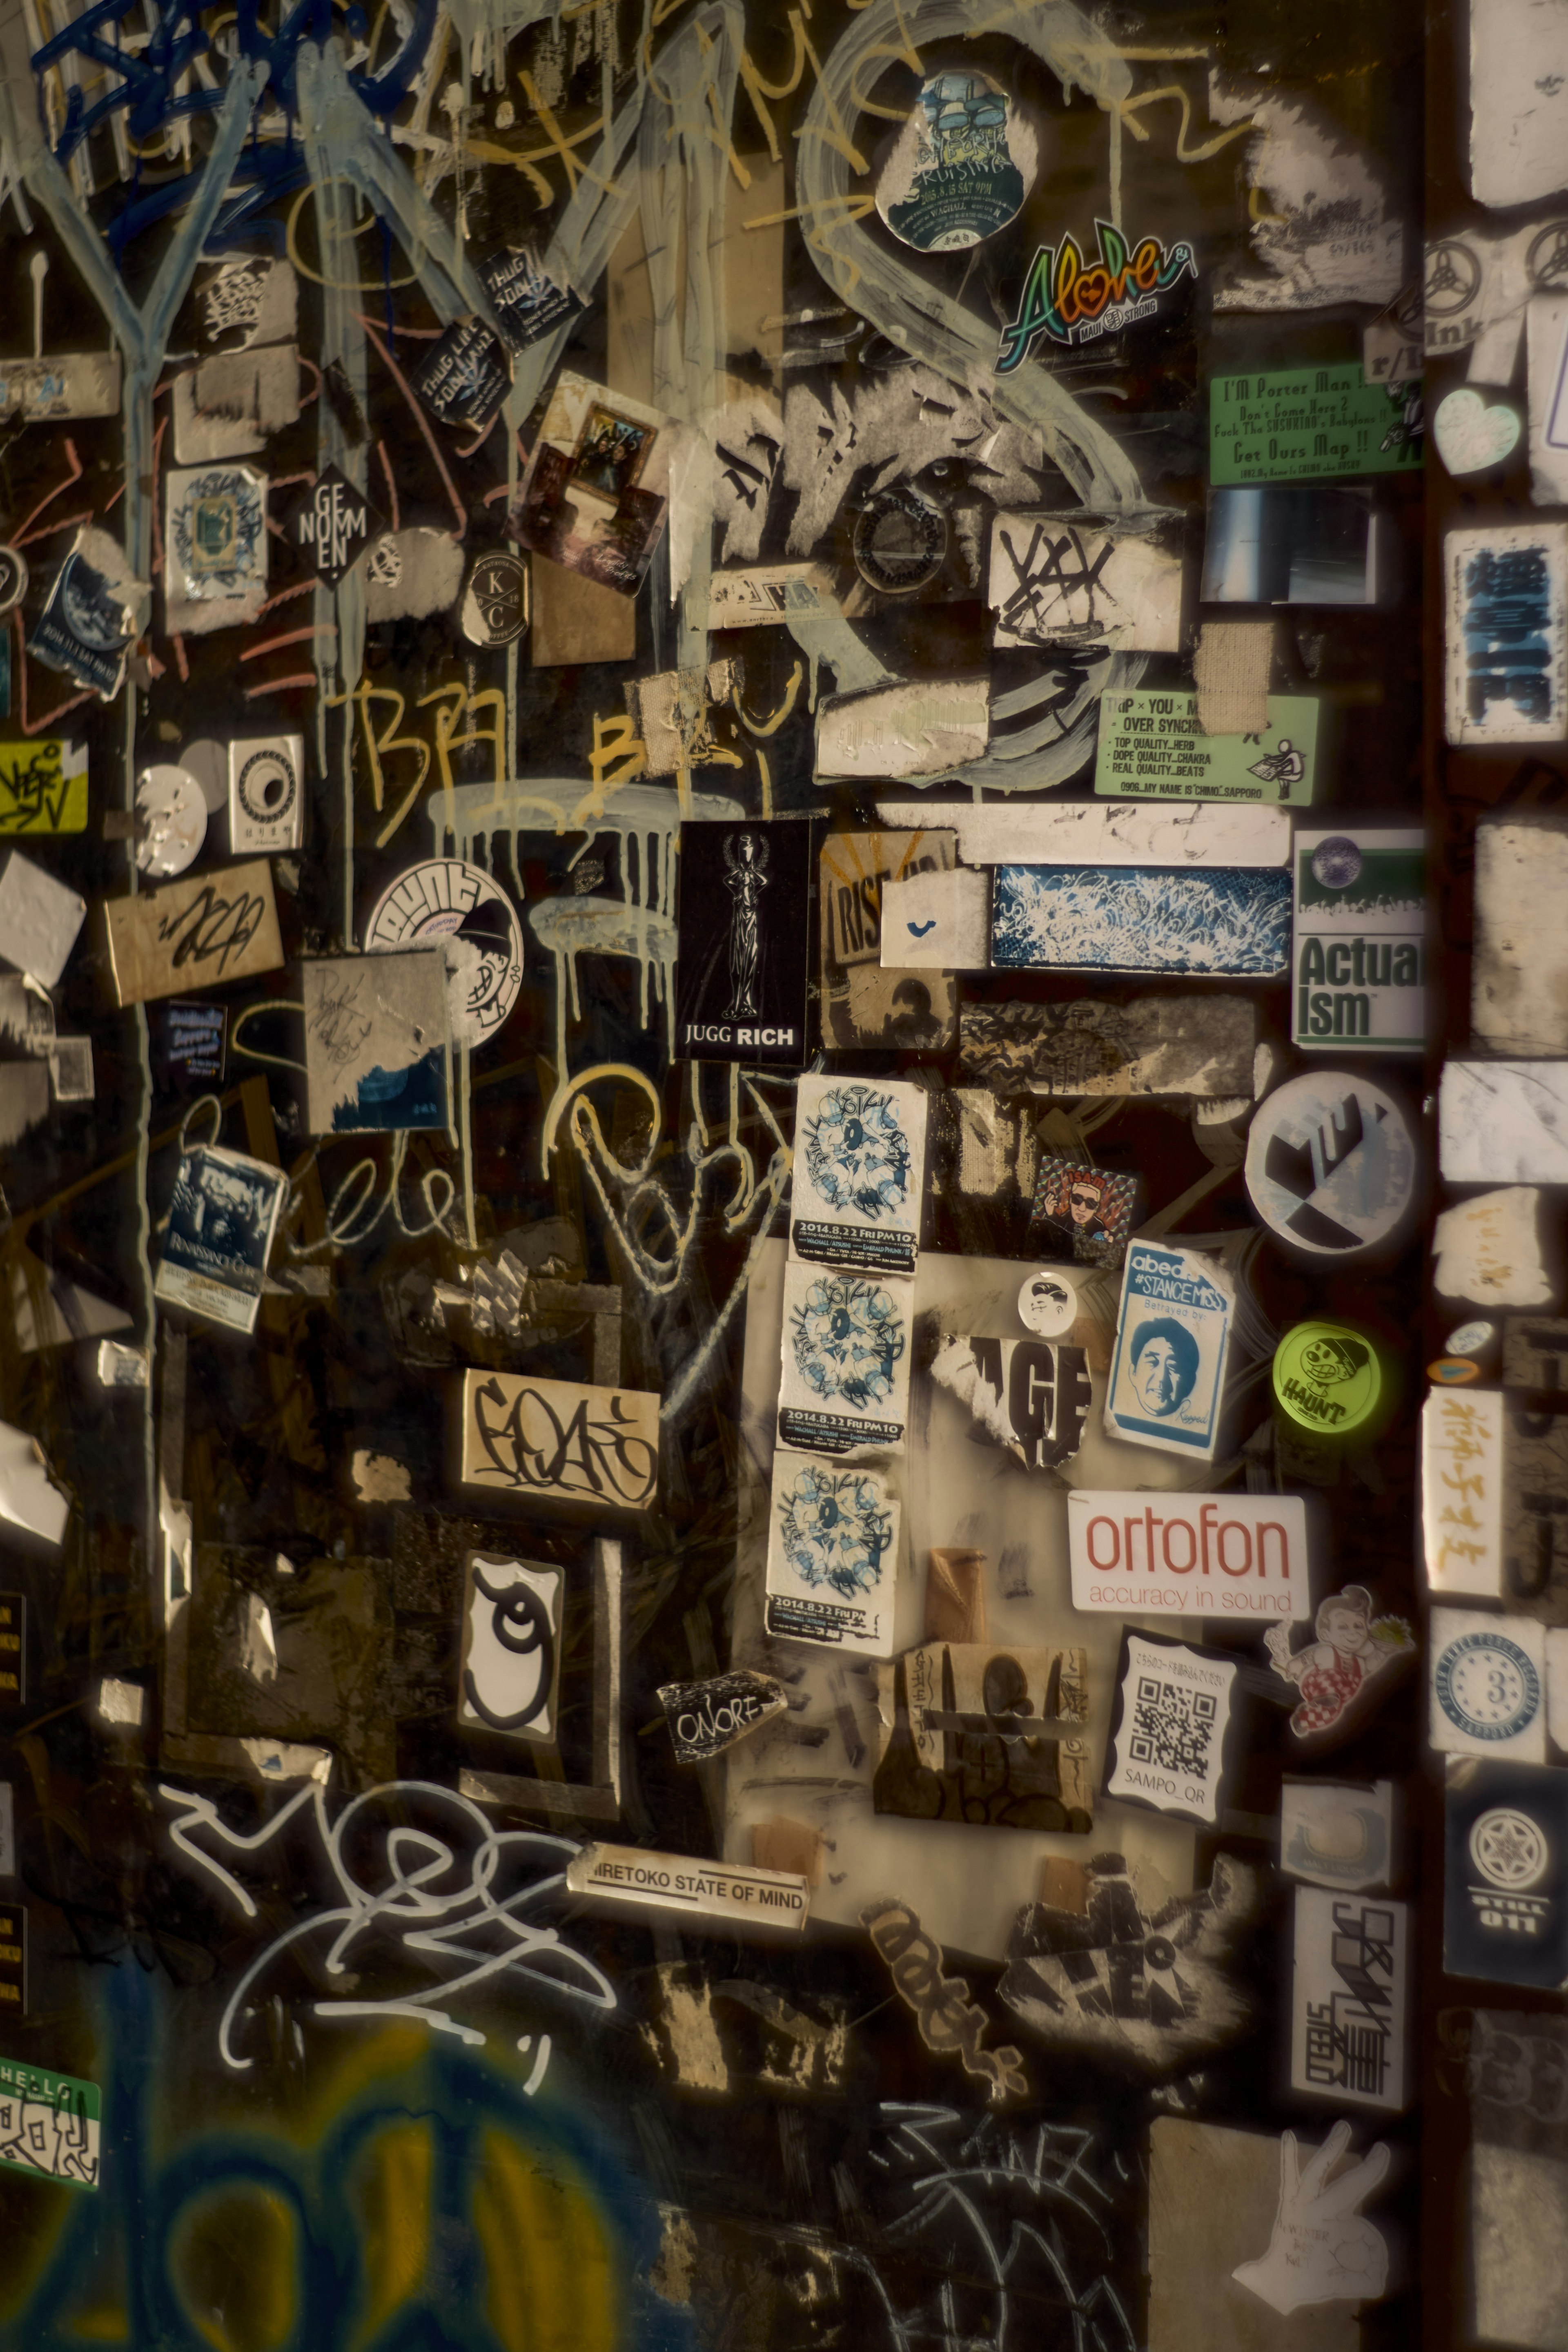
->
[[1211, 367, 1422, 483]]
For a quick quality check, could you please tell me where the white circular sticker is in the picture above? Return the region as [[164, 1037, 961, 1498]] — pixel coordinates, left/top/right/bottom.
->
[[1017, 1267, 1077, 1338], [1469, 1806, 1548, 1890], [365, 859, 524, 1048], [134, 763, 207, 877], [1446, 1319, 1497, 1359], [874, 72, 1038, 253], [1245, 1071, 1416, 1257]]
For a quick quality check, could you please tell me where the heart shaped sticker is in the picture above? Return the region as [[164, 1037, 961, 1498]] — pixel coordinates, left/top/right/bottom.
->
[[1434, 387, 1521, 476]]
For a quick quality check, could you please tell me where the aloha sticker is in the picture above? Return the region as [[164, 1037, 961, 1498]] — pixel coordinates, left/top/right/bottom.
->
[[999, 221, 1197, 371]]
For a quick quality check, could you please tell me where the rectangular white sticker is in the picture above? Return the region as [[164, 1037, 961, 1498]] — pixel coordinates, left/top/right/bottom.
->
[[1290, 1887, 1410, 2111], [566, 1843, 809, 1932], [1068, 1491, 1308, 1619], [1421, 1389, 1505, 1598], [790, 1075, 927, 1276], [766, 1447, 900, 1657], [1430, 1607, 1548, 1761]]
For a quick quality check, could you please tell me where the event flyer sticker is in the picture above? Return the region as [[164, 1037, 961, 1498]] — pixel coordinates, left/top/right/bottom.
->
[[1095, 692, 1323, 803], [1210, 367, 1422, 484]]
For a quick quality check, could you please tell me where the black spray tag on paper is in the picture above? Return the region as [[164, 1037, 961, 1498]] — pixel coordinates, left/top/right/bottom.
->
[[675, 820, 811, 1065]]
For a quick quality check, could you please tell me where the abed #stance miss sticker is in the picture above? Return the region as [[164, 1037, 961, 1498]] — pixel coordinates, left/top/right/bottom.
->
[[1105, 1242, 1233, 1460]]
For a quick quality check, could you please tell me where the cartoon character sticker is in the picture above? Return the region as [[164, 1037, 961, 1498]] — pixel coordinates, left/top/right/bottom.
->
[[1265, 1587, 1416, 1741], [1027, 1155, 1139, 1268]]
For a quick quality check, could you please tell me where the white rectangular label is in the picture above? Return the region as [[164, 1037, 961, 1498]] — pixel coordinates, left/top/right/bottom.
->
[[1421, 1389, 1505, 1598], [1068, 1491, 1307, 1619], [566, 1843, 809, 1931], [1290, 1887, 1410, 2111]]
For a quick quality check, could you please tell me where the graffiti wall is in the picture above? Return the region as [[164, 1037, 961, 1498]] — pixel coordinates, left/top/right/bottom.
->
[[0, 0, 1561, 2339]]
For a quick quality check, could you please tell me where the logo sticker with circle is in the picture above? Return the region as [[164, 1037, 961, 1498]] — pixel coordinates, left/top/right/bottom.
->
[[851, 487, 948, 595], [1436, 1630, 1542, 1743], [1469, 1806, 1549, 1890], [1272, 1321, 1383, 1436], [366, 858, 524, 1048], [0, 546, 28, 617], [1246, 1071, 1416, 1257], [460, 551, 530, 647]]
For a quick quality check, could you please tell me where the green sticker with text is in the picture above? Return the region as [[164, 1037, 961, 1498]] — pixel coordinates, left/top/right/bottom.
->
[[1210, 367, 1422, 484]]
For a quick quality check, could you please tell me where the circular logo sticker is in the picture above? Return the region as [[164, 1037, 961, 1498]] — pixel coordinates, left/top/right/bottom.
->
[[1246, 1072, 1415, 1257], [874, 71, 1039, 253], [1310, 835, 1363, 891], [1446, 1319, 1497, 1359], [1469, 1806, 1549, 1890], [365, 859, 524, 1048], [459, 550, 530, 647], [1272, 1321, 1382, 1436], [1018, 1267, 1077, 1339], [1428, 1357, 1481, 1386], [851, 486, 947, 595], [134, 763, 207, 878], [236, 745, 298, 826], [1436, 1631, 1542, 1743], [1527, 219, 1568, 290], [1424, 238, 1480, 318], [0, 545, 28, 616]]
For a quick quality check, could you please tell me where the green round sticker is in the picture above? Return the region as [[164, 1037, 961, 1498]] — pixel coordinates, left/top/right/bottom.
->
[[1273, 1322, 1382, 1436]]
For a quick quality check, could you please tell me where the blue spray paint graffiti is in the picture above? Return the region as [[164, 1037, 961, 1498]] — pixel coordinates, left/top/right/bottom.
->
[[3, 1964, 689, 2352]]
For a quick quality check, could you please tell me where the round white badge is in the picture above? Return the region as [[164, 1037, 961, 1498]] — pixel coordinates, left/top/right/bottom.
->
[[1469, 1807, 1549, 1890], [134, 763, 207, 877], [1017, 1267, 1078, 1339], [1245, 1070, 1417, 1257], [365, 859, 523, 1048]]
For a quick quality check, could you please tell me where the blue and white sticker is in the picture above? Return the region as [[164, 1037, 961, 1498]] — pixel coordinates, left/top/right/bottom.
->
[[790, 1074, 927, 1276], [777, 1259, 913, 1457], [764, 1447, 901, 1658], [1430, 1609, 1547, 1759], [1104, 1242, 1234, 1460]]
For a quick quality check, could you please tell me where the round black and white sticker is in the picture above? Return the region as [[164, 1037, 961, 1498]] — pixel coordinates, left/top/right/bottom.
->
[[1245, 1070, 1417, 1257], [366, 858, 524, 1048]]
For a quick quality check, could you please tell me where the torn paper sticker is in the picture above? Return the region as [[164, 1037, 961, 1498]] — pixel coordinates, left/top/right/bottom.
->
[[817, 678, 989, 781], [987, 517, 1182, 654]]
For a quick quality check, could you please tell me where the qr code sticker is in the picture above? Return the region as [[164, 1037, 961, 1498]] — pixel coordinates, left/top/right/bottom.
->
[[1129, 1675, 1217, 1776]]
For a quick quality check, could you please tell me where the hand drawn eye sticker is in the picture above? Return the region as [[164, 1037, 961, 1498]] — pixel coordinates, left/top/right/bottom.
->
[[458, 1554, 563, 1740], [802, 1084, 913, 1220]]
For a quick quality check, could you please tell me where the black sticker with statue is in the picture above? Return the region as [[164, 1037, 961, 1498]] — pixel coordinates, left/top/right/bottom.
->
[[675, 820, 811, 1066], [874, 71, 1038, 252]]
